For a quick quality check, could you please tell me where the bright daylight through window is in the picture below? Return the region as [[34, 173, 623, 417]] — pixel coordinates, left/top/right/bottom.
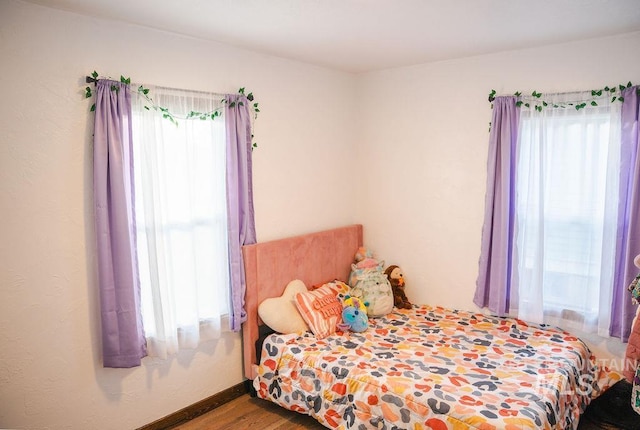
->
[[515, 99, 621, 336], [131, 87, 230, 358]]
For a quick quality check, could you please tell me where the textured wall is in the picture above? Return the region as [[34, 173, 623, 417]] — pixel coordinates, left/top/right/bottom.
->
[[0, 1, 357, 428]]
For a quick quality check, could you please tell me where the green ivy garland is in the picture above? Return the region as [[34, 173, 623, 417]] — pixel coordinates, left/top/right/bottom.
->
[[488, 81, 639, 112], [84, 71, 260, 148]]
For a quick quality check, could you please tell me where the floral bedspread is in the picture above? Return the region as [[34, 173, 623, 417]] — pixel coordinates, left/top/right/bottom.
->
[[254, 305, 620, 430]]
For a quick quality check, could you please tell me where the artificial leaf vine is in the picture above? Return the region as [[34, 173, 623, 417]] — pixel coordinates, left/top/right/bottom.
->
[[488, 81, 638, 112], [486, 82, 638, 132], [84, 71, 260, 148]]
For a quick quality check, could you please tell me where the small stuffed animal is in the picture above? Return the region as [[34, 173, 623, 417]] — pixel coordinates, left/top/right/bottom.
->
[[348, 246, 384, 287], [354, 247, 378, 268], [336, 294, 368, 332], [384, 265, 412, 309], [628, 254, 640, 304], [339, 306, 368, 332]]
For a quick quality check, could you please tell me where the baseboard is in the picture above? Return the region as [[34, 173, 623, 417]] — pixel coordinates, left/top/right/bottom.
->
[[136, 380, 249, 430]]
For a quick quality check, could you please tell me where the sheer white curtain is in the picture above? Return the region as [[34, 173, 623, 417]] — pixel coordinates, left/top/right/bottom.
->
[[513, 91, 621, 336], [131, 86, 229, 358]]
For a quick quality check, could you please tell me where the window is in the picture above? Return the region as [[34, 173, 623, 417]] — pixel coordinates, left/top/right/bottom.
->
[[131, 86, 229, 358], [514, 93, 621, 335]]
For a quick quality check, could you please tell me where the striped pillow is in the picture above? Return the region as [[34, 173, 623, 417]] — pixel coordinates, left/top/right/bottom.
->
[[294, 281, 349, 339]]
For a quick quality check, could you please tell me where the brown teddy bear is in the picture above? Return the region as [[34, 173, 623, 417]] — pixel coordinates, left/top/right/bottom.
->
[[384, 265, 412, 309]]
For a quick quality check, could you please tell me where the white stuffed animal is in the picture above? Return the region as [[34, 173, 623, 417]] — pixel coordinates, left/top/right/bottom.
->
[[350, 269, 394, 318]]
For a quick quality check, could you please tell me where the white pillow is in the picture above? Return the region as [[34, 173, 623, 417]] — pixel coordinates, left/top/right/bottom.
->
[[258, 279, 309, 334]]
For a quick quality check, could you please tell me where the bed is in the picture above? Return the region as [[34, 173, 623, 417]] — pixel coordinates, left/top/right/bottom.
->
[[241, 225, 619, 429]]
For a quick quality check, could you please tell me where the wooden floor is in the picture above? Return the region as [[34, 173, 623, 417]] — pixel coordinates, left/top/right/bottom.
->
[[169, 394, 326, 430], [169, 393, 623, 430]]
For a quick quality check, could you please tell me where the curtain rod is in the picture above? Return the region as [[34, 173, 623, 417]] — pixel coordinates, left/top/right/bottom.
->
[[85, 76, 227, 98], [489, 83, 636, 103], [488, 90, 592, 103]]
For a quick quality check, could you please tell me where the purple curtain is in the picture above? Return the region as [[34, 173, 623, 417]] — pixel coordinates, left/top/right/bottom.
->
[[225, 94, 257, 331], [473, 96, 519, 316], [610, 85, 640, 341], [93, 80, 146, 367]]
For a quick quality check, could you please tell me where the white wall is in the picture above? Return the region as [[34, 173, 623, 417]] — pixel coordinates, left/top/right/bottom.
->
[[356, 31, 640, 359], [0, 1, 357, 428]]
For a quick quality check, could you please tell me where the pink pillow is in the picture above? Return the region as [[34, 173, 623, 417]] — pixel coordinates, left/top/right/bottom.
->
[[294, 281, 349, 339]]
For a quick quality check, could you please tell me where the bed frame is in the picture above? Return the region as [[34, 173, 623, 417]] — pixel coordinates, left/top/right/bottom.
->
[[241, 224, 363, 379]]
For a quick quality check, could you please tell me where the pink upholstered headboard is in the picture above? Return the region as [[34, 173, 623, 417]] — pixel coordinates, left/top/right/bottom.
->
[[241, 224, 363, 379]]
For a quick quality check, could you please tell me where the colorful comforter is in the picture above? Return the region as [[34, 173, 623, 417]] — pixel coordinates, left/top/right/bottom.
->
[[254, 305, 620, 430]]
